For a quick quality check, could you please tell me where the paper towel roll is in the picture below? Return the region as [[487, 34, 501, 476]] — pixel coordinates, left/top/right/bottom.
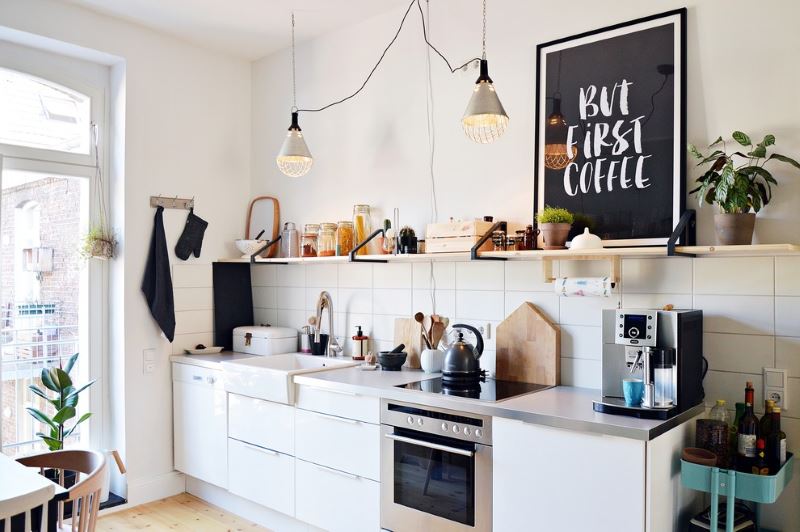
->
[[554, 277, 612, 297]]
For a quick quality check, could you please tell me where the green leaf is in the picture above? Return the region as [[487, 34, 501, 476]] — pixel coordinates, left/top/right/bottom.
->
[[747, 146, 767, 159], [40, 368, 59, 392], [63, 353, 80, 375], [687, 143, 704, 159], [28, 385, 51, 402], [738, 166, 777, 185], [696, 150, 725, 166], [732, 131, 752, 146], [759, 134, 776, 147], [711, 156, 727, 172], [757, 182, 770, 204], [35, 434, 63, 451], [708, 136, 724, 148], [768, 153, 800, 170], [26, 407, 57, 430], [64, 413, 92, 438], [64, 380, 95, 404], [52, 406, 76, 424], [52, 368, 72, 390]]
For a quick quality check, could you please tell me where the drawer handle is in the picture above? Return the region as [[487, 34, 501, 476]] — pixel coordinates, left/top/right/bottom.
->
[[308, 410, 360, 425], [242, 442, 279, 456], [315, 463, 359, 481], [192, 375, 203, 381], [384, 434, 475, 457]]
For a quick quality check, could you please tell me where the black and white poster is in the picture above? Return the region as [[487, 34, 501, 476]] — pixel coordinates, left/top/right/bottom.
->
[[534, 10, 686, 246]]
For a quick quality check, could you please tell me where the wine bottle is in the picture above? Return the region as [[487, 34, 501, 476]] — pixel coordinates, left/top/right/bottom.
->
[[751, 439, 770, 475], [759, 399, 775, 439], [766, 406, 787, 474], [736, 381, 759, 473]]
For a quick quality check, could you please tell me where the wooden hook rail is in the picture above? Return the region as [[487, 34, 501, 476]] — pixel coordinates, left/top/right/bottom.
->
[[150, 195, 195, 210]]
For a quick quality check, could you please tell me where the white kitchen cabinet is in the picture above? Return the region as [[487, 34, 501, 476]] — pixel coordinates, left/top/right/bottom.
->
[[295, 458, 380, 532], [228, 393, 294, 455], [493, 417, 646, 532], [228, 438, 294, 517], [172, 362, 227, 488], [296, 384, 379, 423]]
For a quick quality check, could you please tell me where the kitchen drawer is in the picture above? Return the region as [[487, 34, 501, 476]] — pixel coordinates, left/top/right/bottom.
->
[[172, 362, 224, 389], [228, 393, 294, 455], [295, 458, 379, 532], [295, 384, 379, 424], [294, 408, 380, 481], [228, 438, 294, 517]]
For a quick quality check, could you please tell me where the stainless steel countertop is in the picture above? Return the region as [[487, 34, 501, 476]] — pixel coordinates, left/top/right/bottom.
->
[[293, 366, 704, 441]]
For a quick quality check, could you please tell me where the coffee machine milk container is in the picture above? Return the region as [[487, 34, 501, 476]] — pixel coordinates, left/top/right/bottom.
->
[[593, 309, 705, 419]]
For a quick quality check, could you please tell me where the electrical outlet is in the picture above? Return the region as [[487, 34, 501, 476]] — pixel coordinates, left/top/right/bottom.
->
[[763, 367, 788, 410], [143, 348, 156, 375], [477, 323, 492, 340]]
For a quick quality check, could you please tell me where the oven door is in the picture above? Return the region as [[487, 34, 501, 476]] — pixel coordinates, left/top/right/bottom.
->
[[381, 424, 492, 531]]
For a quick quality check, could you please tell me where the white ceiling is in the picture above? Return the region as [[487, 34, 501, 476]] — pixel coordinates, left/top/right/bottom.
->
[[64, 0, 406, 59]]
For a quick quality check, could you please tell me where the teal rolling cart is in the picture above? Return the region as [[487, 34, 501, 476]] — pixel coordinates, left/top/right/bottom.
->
[[681, 453, 794, 531]]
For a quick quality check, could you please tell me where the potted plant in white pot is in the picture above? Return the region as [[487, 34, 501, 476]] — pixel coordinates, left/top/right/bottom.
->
[[688, 131, 800, 245], [536, 206, 574, 250]]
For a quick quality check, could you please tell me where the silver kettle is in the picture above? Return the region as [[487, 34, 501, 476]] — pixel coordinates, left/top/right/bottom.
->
[[443, 324, 485, 376]]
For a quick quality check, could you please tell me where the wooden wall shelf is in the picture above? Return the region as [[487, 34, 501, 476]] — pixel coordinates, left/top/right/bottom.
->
[[216, 244, 800, 265]]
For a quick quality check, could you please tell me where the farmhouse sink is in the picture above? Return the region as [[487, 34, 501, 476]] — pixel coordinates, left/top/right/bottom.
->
[[221, 353, 359, 404]]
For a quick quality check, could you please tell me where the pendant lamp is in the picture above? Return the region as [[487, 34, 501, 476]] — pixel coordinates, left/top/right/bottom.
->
[[276, 13, 313, 177], [544, 96, 577, 170], [462, 0, 508, 143]]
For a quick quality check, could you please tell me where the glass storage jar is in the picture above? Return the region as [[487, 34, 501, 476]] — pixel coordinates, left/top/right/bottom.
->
[[318, 223, 337, 257], [353, 204, 372, 256], [301, 224, 320, 257], [336, 221, 355, 256]]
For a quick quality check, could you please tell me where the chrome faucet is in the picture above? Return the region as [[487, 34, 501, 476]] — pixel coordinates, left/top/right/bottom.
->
[[314, 291, 342, 357]]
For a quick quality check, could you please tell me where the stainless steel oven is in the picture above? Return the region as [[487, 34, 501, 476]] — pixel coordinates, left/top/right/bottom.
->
[[380, 399, 492, 531]]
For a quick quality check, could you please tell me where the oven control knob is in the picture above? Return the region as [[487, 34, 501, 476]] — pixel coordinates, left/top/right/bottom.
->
[[441, 422, 448, 431], [417, 418, 424, 426], [407, 416, 414, 425], [463, 427, 471, 436], [452, 424, 460, 434], [475, 428, 483, 438]]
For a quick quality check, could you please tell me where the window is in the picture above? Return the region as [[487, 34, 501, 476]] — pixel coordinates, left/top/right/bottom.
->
[[0, 53, 106, 456]]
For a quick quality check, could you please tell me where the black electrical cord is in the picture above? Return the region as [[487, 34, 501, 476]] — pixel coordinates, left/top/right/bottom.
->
[[296, 0, 480, 114]]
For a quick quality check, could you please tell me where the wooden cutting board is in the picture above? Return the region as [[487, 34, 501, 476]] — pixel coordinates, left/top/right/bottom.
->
[[496, 302, 560, 385], [394, 318, 424, 369]]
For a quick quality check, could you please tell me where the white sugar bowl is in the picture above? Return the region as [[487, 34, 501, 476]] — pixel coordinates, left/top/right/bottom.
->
[[569, 228, 603, 250]]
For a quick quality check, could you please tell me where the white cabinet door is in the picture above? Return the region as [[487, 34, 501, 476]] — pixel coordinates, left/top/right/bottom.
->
[[172, 364, 227, 488], [228, 438, 294, 517], [296, 385, 379, 424], [295, 458, 380, 532], [493, 417, 646, 532], [228, 393, 294, 454]]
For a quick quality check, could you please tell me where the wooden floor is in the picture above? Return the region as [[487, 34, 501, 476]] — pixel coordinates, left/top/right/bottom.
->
[[96, 493, 270, 531]]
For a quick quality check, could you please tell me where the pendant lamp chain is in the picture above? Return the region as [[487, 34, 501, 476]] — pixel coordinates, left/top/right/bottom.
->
[[291, 12, 297, 110], [481, 0, 487, 59]]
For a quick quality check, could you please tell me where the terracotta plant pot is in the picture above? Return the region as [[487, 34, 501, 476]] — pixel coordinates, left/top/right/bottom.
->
[[539, 223, 572, 250], [714, 213, 755, 245]]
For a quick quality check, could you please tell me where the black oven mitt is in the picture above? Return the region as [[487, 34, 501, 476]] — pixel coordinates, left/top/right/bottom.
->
[[175, 208, 208, 260]]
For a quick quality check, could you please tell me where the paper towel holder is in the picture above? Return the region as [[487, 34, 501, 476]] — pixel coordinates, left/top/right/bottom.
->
[[542, 255, 619, 288]]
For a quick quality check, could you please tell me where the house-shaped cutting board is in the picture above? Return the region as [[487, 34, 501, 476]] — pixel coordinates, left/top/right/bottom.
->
[[496, 302, 560, 385]]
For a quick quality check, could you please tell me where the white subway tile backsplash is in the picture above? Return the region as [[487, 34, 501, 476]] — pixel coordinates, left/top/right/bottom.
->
[[374, 263, 412, 289], [559, 295, 620, 327], [560, 325, 601, 360], [704, 370, 764, 412], [337, 288, 373, 315], [335, 313, 373, 341], [449, 319, 499, 352], [276, 287, 305, 310], [786, 379, 800, 420], [276, 309, 308, 331], [305, 288, 337, 313], [775, 297, 800, 337], [455, 290, 504, 320], [253, 307, 277, 326], [776, 336, 800, 378], [621, 293, 693, 309], [561, 358, 601, 388], [622, 258, 692, 294], [775, 257, 800, 296], [455, 262, 504, 291], [173, 287, 213, 311], [412, 262, 456, 290], [252, 286, 275, 309], [338, 263, 373, 288], [370, 314, 398, 343], [306, 263, 338, 287], [505, 261, 556, 292], [172, 263, 212, 288], [171, 332, 215, 355], [276, 264, 306, 287], [559, 259, 616, 280], [250, 264, 276, 287], [693, 295, 774, 335], [704, 333, 775, 374], [504, 292, 559, 323], [412, 289, 456, 318], [174, 309, 213, 335], [373, 288, 413, 316], [694, 257, 773, 296]]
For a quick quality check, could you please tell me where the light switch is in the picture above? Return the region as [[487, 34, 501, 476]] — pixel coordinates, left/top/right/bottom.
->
[[765, 369, 785, 388], [143, 348, 156, 375]]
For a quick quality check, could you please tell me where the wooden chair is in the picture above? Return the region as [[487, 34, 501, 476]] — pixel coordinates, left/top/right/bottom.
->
[[16, 450, 107, 532], [0, 482, 53, 532]]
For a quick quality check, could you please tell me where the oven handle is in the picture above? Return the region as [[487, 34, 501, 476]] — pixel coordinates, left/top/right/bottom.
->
[[384, 433, 475, 457]]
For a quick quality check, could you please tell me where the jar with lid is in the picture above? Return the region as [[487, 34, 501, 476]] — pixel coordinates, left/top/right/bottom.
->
[[318, 223, 337, 257], [491, 230, 506, 251], [336, 221, 354, 256], [353, 204, 372, 256], [301, 224, 320, 257], [515, 230, 527, 251]]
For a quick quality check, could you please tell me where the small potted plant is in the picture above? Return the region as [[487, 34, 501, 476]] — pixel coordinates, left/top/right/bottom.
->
[[688, 131, 800, 245], [536, 205, 574, 249], [81, 225, 116, 260]]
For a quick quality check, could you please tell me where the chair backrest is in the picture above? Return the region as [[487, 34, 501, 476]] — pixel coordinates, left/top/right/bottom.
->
[[16, 450, 107, 532], [0, 483, 53, 532]]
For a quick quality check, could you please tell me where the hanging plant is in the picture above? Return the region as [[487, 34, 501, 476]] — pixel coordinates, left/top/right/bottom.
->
[[81, 122, 116, 260]]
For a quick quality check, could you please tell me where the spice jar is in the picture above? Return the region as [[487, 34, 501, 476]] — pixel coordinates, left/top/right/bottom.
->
[[515, 230, 527, 251], [492, 230, 506, 251], [336, 221, 355, 256], [318, 223, 337, 257], [301, 224, 320, 257], [524, 224, 536, 250], [353, 204, 372, 256]]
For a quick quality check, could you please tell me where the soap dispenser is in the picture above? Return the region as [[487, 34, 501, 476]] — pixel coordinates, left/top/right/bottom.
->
[[351, 326, 369, 360]]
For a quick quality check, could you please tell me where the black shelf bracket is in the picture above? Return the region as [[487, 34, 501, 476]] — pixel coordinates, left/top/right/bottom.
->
[[667, 210, 697, 257], [471, 221, 507, 261], [251, 235, 287, 264], [349, 228, 388, 263]]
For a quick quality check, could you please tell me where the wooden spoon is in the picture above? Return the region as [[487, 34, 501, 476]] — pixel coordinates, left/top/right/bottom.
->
[[430, 322, 446, 349], [414, 312, 432, 349]]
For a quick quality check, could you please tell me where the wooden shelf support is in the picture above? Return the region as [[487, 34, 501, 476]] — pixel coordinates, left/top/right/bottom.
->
[[542, 254, 621, 285]]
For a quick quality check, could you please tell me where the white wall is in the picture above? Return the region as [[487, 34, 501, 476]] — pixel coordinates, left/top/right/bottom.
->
[[0, 0, 252, 504], [251, 0, 800, 244]]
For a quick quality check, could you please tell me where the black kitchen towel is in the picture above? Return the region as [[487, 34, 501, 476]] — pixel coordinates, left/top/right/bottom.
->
[[142, 206, 175, 342], [175, 208, 208, 260]]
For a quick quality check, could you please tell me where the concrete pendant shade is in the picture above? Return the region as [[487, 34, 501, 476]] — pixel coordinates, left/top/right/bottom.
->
[[276, 112, 313, 177], [462, 60, 509, 144]]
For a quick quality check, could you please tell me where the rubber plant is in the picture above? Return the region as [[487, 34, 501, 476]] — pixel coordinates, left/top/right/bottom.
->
[[26, 353, 95, 451]]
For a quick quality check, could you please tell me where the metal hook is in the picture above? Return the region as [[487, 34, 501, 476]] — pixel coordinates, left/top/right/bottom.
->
[[172, 195, 177, 207]]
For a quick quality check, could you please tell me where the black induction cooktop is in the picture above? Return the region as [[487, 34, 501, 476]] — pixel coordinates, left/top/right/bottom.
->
[[396, 377, 551, 402]]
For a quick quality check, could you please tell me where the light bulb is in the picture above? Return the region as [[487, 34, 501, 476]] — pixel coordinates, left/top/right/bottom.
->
[[543, 97, 576, 170], [462, 59, 509, 144], [276, 112, 313, 177]]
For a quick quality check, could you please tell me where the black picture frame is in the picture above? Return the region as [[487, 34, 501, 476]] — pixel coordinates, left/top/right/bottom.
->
[[534, 9, 687, 247]]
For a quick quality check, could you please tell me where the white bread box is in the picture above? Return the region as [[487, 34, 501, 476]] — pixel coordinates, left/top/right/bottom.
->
[[233, 326, 297, 355]]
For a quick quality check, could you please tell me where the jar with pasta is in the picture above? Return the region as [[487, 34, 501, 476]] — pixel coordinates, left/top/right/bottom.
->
[[336, 221, 355, 256], [353, 204, 372, 256], [318, 223, 337, 257]]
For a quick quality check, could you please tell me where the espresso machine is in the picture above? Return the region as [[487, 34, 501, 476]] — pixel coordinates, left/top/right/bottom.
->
[[593, 308, 705, 419]]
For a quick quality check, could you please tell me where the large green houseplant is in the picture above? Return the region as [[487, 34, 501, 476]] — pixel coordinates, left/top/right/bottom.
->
[[688, 131, 800, 244], [27, 352, 95, 451]]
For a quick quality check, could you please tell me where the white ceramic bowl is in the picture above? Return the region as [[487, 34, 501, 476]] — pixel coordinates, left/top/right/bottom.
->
[[569, 228, 603, 250], [235, 239, 265, 258]]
